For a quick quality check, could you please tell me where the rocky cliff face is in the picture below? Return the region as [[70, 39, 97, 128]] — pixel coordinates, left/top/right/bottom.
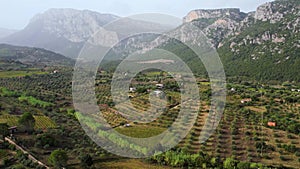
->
[[1, 8, 174, 59], [180, 0, 300, 49], [29, 8, 119, 43], [114, 0, 300, 82], [0, 9, 120, 58], [255, 2, 283, 23], [109, 0, 300, 61], [181, 9, 247, 48], [183, 8, 245, 23], [254, 0, 300, 23]]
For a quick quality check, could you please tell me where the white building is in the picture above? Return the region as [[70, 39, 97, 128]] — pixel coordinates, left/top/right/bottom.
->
[[129, 87, 136, 92]]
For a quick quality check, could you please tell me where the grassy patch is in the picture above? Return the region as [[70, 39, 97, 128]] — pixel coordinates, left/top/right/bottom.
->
[[115, 125, 166, 138], [18, 95, 54, 108], [200, 82, 210, 86], [0, 87, 19, 97]]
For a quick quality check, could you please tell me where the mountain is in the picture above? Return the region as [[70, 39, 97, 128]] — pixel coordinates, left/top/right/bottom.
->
[[178, 0, 300, 82], [0, 44, 74, 68], [104, 0, 300, 82], [1, 8, 175, 59], [0, 8, 119, 58], [217, 0, 300, 82], [182, 8, 248, 48], [1, 1, 299, 82], [0, 28, 17, 39], [109, 0, 299, 83]]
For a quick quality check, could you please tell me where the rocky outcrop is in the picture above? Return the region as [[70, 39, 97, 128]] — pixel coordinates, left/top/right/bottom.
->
[[29, 8, 119, 43], [255, 2, 284, 23], [181, 8, 247, 48], [255, 0, 300, 23], [183, 8, 245, 23]]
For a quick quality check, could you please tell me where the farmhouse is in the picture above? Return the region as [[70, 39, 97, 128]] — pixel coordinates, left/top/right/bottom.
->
[[129, 87, 136, 92]]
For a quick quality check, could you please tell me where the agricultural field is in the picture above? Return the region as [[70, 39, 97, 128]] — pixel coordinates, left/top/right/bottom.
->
[[0, 70, 48, 78], [0, 69, 299, 169], [91, 70, 300, 168], [0, 115, 56, 129]]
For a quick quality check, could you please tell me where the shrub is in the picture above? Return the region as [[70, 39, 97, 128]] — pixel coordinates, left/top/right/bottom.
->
[[279, 156, 288, 161], [295, 151, 300, 157], [237, 161, 251, 169]]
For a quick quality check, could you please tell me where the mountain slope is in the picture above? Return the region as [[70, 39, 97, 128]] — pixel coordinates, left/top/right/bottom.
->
[[217, 0, 300, 82], [140, 0, 299, 82], [0, 44, 74, 67], [102, 0, 300, 82]]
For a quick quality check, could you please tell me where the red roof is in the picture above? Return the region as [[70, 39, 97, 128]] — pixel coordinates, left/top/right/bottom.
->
[[267, 122, 276, 127]]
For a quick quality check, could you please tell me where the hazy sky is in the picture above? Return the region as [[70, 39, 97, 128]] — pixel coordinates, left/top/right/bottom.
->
[[0, 0, 273, 30]]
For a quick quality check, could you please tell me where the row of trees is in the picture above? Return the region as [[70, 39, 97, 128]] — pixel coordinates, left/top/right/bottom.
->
[[48, 149, 93, 168], [149, 149, 268, 169]]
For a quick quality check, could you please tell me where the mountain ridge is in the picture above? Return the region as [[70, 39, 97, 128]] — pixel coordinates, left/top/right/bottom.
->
[[1, 0, 299, 82], [0, 43, 74, 68]]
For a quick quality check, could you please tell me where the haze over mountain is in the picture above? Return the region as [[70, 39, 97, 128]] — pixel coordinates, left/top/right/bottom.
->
[[0, 9, 119, 58], [0, 8, 176, 59], [0, 28, 17, 39]]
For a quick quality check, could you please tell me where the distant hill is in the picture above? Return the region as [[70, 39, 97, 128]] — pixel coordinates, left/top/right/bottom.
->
[[0, 44, 74, 68]]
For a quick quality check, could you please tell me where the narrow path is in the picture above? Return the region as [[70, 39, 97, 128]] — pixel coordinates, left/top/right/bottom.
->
[[5, 137, 50, 169]]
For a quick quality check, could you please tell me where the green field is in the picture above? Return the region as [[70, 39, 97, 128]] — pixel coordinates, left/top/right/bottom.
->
[[18, 95, 54, 108], [0, 70, 47, 78], [115, 125, 166, 138], [0, 115, 56, 129], [0, 87, 18, 97]]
